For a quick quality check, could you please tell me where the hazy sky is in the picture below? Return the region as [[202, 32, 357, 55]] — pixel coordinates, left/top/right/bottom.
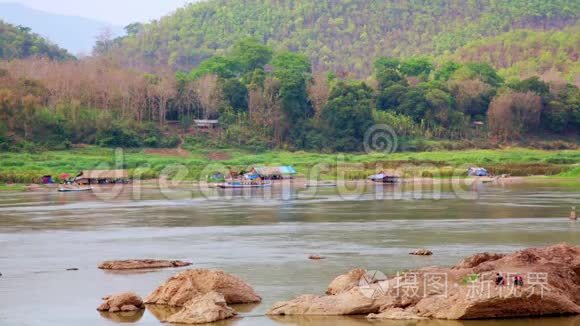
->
[[1, 0, 194, 25]]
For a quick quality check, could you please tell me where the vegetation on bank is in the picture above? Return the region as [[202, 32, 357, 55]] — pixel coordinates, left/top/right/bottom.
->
[[1, 38, 578, 153], [0, 147, 578, 184]]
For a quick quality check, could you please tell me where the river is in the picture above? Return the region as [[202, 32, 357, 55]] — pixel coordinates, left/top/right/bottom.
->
[[0, 180, 579, 325]]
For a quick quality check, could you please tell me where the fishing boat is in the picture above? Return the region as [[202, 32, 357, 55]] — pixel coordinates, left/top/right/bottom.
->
[[217, 181, 272, 189], [58, 187, 92, 193]]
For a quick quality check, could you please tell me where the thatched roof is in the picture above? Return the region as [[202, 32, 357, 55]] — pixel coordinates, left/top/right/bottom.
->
[[254, 166, 296, 176], [77, 170, 128, 179]]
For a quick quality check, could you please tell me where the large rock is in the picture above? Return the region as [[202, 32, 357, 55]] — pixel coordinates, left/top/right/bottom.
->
[[165, 292, 236, 324], [326, 268, 366, 295], [97, 292, 144, 313], [268, 289, 385, 316], [268, 244, 580, 320], [145, 269, 261, 306], [98, 259, 191, 270]]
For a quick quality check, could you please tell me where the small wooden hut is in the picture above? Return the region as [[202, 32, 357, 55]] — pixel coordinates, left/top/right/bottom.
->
[[75, 170, 129, 185]]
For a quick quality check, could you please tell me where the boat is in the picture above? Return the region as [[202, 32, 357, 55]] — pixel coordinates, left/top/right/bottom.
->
[[216, 181, 272, 189], [368, 173, 399, 184], [58, 187, 93, 192], [305, 182, 337, 188]]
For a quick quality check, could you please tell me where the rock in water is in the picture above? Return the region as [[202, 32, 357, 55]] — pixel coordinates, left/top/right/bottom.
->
[[145, 269, 261, 306], [409, 249, 433, 256], [326, 268, 367, 295], [98, 259, 192, 270], [97, 292, 144, 313], [268, 244, 580, 320], [165, 292, 236, 324]]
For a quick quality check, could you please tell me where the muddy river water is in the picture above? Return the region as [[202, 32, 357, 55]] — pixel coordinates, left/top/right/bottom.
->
[[0, 180, 579, 325]]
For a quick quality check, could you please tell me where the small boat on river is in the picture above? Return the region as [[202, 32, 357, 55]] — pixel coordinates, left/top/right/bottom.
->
[[58, 187, 92, 193], [217, 181, 272, 189], [368, 173, 399, 184]]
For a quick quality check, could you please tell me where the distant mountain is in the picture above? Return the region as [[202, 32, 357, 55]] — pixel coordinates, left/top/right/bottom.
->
[[100, 0, 579, 79], [0, 2, 124, 54], [0, 19, 73, 60]]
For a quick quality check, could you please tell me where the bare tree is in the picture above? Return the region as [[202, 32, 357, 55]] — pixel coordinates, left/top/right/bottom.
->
[[488, 91, 542, 140]]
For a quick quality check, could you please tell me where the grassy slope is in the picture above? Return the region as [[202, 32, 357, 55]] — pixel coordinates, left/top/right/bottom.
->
[[0, 147, 578, 183]]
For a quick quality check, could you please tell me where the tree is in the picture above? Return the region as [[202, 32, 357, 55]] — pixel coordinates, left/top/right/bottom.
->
[[307, 72, 330, 117], [222, 78, 248, 113], [193, 74, 222, 119], [374, 57, 400, 72], [542, 83, 580, 133], [452, 63, 504, 87], [271, 52, 311, 76], [508, 77, 550, 99], [434, 61, 462, 81], [189, 56, 238, 79], [377, 84, 407, 111], [271, 51, 313, 146], [321, 82, 374, 151], [398, 87, 430, 122], [488, 91, 542, 140], [400, 57, 433, 78], [230, 38, 273, 73], [124, 23, 144, 36], [376, 68, 407, 90], [449, 79, 494, 118]]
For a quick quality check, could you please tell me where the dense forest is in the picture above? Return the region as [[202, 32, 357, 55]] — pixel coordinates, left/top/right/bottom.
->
[[1, 37, 578, 152], [0, 20, 73, 60], [0, 1, 578, 153], [97, 0, 579, 81]]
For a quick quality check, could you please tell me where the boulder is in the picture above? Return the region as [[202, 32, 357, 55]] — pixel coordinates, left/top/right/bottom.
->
[[97, 292, 144, 313], [268, 244, 580, 320], [145, 269, 261, 306], [98, 259, 191, 270], [368, 308, 426, 320], [165, 292, 236, 324], [326, 268, 366, 295], [268, 289, 385, 316], [410, 249, 433, 256]]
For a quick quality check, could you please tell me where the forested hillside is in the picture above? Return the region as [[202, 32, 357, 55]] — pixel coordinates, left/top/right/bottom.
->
[[440, 26, 579, 83], [99, 0, 579, 79], [0, 20, 73, 60], [0, 1, 578, 153]]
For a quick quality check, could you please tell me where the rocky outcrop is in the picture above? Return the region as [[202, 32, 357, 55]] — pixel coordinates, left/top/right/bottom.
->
[[326, 268, 366, 295], [268, 244, 580, 320], [453, 252, 505, 269], [165, 292, 236, 324], [98, 259, 191, 270], [97, 292, 145, 312], [145, 269, 261, 306], [410, 249, 433, 256]]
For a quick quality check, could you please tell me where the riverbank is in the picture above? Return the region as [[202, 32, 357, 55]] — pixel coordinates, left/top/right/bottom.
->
[[0, 146, 578, 185]]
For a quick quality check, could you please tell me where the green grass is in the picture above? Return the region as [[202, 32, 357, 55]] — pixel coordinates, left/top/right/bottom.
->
[[0, 147, 578, 184]]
